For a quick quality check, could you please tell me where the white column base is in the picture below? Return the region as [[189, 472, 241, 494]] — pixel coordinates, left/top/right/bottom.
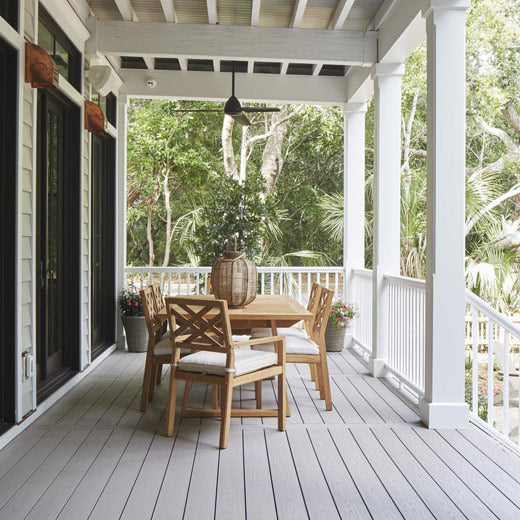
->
[[369, 357, 388, 377], [419, 400, 469, 429]]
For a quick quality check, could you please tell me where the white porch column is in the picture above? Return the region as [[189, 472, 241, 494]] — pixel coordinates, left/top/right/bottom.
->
[[116, 95, 128, 350], [343, 103, 367, 348], [370, 63, 404, 377], [420, 0, 470, 428]]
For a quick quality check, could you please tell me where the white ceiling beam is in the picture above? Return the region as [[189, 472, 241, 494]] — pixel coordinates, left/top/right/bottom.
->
[[280, 62, 289, 74], [143, 56, 155, 69], [159, 0, 178, 23], [251, 0, 261, 26], [114, 0, 138, 21], [91, 21, 377, 66], [213, 58, 220, 72], [247, 60, 254, 73], [312, 63, 323, 76], [119, 69, 348, 105], [290, 0, 308, 28], [368, 0, 398, 30], [329, 0, 355, 30], [178, 57, 187, 70], [206, 0, 218, 24]]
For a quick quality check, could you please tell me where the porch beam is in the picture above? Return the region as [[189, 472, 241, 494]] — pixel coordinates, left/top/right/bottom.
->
[[251, 0, 261, 26], [206, 0, 218, 24], [90, 20, 377, 66], [370, 63, 404, 377], [290, 0, 308, 28], [114, 0, 138, 21], [119, 69, 348, 104], [329, 0, 355, 30], [159, 0, 177, 22], [420, 0, 470, 429], [343, 103, 367, 319]]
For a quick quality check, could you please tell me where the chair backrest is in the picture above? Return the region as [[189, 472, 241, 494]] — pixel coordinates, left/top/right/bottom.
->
[[304, 282, 322, 336], [310, 286, 334, 345], [152, 282, 164, 314], [165, 296, 234, 354], [140, 285, 165, 348]]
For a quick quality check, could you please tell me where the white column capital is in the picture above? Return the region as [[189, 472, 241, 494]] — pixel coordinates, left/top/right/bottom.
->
[[371, 62, 405, 80], [343, 102, 367, 116], [422, 0, 471, 18]]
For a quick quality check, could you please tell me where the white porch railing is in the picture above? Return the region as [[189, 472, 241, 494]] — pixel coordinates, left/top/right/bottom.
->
[[384, 274, 426, 396], [350, 268, 373, 355], [465, 290, 520, 447], [124, 266, 345, 307]]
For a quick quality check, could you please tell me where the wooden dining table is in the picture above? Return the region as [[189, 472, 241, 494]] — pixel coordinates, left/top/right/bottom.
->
[[159, 294, 313, 335], [158, 294, 312, 418]]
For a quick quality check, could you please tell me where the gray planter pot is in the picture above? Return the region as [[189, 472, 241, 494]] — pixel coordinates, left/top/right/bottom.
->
[[325, 324, 348, 352], [121, 315, 148, 352]]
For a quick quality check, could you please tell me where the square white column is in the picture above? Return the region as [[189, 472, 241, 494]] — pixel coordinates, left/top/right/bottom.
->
[[420, 0, 470, 428], [116, 96, 128, 350], [370, 63, 404, 377], [343, 103, 367, 349]]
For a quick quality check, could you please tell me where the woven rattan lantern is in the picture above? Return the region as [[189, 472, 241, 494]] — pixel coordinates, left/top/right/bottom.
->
[[211, 251, 257, 308]]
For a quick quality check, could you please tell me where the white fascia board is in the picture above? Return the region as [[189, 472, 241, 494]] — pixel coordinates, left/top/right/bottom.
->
[[120, 69, 348, 105], [40, 0, 90, 51], [0, 15, 24, 49], [93, 21, 377, 66]]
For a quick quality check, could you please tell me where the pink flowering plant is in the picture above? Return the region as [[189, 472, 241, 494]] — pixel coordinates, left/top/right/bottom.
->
[[118, 288, 144, 317], [328, 300, 358, 329]]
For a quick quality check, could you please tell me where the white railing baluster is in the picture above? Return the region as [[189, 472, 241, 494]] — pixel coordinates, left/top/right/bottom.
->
[[261, 272, 265, 295], [503, 332, 510, 436], [472, 308, 478, 414], [298, 272, 302, 304], [488, 323, 494, 427], [195, 273, 200, 295]]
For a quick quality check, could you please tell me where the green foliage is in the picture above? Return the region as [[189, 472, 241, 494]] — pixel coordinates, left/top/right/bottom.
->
[[465, 377, 488, 422], [328, 301, 358, 329], [191, 172, 276, 264]]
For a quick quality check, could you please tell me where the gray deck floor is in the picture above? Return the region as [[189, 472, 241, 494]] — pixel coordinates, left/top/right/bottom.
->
[[1, 349, 520, 520]]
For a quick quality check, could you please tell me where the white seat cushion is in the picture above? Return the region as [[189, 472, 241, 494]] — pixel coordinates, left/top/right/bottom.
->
[[178, 348, 278, 376], [154, 338, 173, 356], [251, 334, 320, 355]]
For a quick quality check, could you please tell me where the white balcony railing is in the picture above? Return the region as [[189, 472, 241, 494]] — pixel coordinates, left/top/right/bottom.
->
[[350, 268, 373, 355], [384, 274, 426, 396], [124, 266, 345, 307]]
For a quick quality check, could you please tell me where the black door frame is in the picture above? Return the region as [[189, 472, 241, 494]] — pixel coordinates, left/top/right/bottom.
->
[[0, 37, 17, 432], [36, 89, 81, 403], [91, 132, 116, 360]]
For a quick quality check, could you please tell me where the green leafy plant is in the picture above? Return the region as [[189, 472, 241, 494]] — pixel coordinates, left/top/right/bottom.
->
[[328, 301, 358, 329], [118, 288, 144, 317]]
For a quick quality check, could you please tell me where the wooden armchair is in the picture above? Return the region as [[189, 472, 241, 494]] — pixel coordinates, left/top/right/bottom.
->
[[164, 296, 287, 449], [251, 285, 335, 410]]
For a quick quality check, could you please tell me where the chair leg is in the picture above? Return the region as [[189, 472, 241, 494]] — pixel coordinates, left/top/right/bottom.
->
[[319, 353, 333, 411], [140, 355, 154, 412], [165, 368, 179, 437], [219, 378, 233, 449], [156, 364, 162, 384], [284, 384, 291, 417], [278, 372, 286, 431], [212, 384, 219, 409], [255, 381, 262, 409], [316, 363, 326, 400], [312, 364, 320, 390], [148, 364, 158, 402], [181, 381, 192, 415]]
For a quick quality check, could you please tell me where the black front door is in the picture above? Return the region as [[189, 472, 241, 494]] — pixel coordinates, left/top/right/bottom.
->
[[0, 37, 17, 432], [36, 91, 80, 402], [91, 133, 115, 359]]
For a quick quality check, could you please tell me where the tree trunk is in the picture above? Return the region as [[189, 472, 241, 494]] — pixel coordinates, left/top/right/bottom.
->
[[162, 164, 172, 266], [222, 115, 238, 179], [260, 112, 289, 194], [146, 172, 160, 266]]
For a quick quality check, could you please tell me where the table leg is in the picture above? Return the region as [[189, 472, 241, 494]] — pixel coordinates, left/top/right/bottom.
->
[[271, 320, 290, 417]]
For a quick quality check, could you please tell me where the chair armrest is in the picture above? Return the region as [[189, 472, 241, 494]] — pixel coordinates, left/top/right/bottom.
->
[[232, 336, 285, 349]]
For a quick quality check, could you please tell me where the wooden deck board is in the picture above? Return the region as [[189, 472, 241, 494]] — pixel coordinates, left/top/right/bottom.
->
[[1, 348, 520, 520]]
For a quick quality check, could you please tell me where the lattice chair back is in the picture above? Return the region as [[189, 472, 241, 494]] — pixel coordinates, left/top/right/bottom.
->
[[310, 286, 334, 345], [304, 282, 322, 336], [140, 285, 165, 348], [165, 297, 234, 354], [152, 282, 164, 314]]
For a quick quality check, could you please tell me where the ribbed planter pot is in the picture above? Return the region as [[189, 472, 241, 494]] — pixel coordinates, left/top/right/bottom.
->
[[325, 324, 352, 352], [121, 315, 148, 352]]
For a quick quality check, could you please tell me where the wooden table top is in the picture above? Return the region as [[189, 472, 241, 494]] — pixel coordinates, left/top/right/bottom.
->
[[159, 294, 312, 328]]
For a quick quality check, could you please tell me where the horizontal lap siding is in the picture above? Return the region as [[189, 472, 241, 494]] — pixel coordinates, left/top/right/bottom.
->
[[20, 0, 37, 414]]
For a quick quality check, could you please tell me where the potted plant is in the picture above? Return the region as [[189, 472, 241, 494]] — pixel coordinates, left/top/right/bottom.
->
[[119, 288, 148, 352], [325, 300, 358, 352]]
